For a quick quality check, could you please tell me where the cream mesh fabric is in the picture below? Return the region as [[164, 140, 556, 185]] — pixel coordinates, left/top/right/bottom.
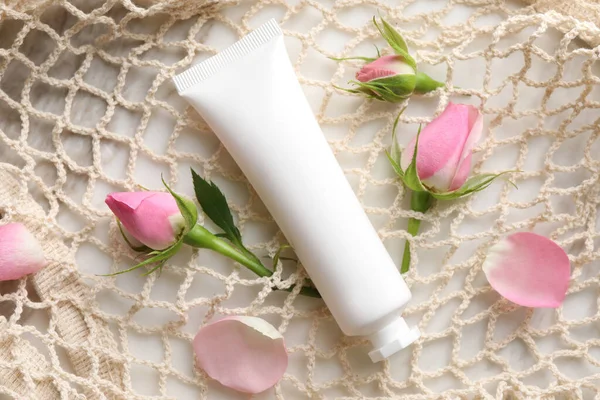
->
[[1, 0, 600, 398], [523, 0, 600, 46]]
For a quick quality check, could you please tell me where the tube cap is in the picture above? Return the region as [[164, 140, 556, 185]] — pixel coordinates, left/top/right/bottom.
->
[[368, 317, 420, 363]]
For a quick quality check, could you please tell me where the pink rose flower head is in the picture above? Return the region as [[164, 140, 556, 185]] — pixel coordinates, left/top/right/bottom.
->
[[483, 232, 570, 308], [105, 191, 185, 250], [333, 17, 445, 102], [0, 223, 47, 281], [193, 316, 288, 394], [356, 55, 415, 83], [401, 102, 483, 193]]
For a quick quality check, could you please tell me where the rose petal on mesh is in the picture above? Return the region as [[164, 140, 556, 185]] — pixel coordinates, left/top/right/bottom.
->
[[193, 316, 288, 394], [482, 232, 570, 308]]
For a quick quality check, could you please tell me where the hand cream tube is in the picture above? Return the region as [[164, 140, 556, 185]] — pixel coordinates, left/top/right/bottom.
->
[[173, 19, 419, 362]]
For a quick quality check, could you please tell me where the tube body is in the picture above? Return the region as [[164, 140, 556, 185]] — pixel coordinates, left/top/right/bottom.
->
[[174, 20, 417, 359]]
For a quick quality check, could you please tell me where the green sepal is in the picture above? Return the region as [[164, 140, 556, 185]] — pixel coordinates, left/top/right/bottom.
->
[[353, 85, 387, 101], [348, 73, 417, 103], [386, 151, 404, 178], [414, 71, 445, 94], [358, 73, 417, 93], [329, 56, 377, 63], [390, 109, 404, 164], [142, 240, 182, 276], [374, 44, 381, 58], [376, 16, 408, 52], [334, 84, 372, 95], [401, 125, 427, 192], [161, 176, 198, 234], [411, 190, 434, 213], [273, 244, 293, 270], [372, 16, 416, 69], [386, 109, 406, 178], [100, 239, 183, 277], [142, 261, 166, 277], [429, 172, 514, 200], [333, 84, 385, 101], [116, 220, 151, 253]]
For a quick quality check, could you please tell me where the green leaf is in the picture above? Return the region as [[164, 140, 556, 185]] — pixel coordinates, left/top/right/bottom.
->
[[372, 17, 416, 68], [191, 169, 242, 243], [430, 172, 512, 200], [402, 125, 427, 192], [191, 169, 263, 266], [162, 176, 198, 234]]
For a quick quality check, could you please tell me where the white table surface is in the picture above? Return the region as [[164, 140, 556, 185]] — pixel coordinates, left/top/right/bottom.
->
[[6, 0, 600, 398]]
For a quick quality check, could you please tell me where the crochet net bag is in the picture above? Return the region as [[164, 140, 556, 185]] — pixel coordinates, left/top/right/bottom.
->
[[1, 0, 600, 398]]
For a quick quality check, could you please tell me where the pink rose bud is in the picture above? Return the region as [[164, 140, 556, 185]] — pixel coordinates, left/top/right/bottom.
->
[[351, 55, 417, 102], [401, 102, 483, 192], [106, 192, 186, 250], [333, 17, 445, 103], [0, 223, 47, 281], [356, 55, 415, 83]]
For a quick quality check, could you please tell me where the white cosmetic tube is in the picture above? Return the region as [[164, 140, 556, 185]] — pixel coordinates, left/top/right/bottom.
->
[[173, 19, 419, 362]]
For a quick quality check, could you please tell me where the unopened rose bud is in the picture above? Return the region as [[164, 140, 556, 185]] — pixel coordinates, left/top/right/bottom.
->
[[106, 192, 186, 250], [333, 17, 445, 103], [353, 55, 417, 102], [401, 102, 483, 193]]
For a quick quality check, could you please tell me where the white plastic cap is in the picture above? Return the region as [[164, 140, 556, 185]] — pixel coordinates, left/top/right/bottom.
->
[[367, 317, 420, 363]]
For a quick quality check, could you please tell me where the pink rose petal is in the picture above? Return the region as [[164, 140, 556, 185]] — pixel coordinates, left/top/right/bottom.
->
[[193, 316, 288, 394], [448, 152, 472, 192], [356, 55, 415, 82], [0, 223, 47, 281], [482, 232, 570, 308]]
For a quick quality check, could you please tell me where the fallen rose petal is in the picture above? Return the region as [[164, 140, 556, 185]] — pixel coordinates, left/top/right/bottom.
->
[[193, 316, 288, 394], [482, 232, 570, 308], [0, 223, 47, 281]]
